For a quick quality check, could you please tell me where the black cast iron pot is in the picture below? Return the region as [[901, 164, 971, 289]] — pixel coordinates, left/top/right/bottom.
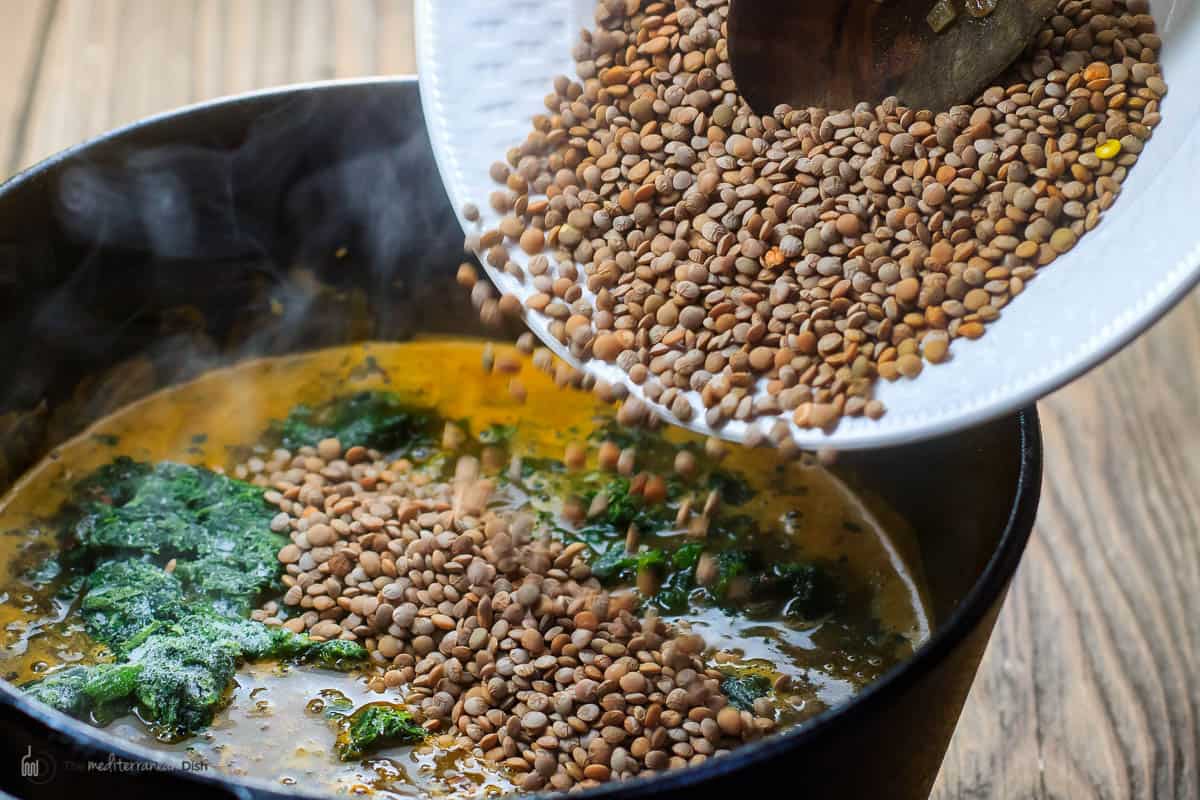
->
[[0, 78, 1041, 800]]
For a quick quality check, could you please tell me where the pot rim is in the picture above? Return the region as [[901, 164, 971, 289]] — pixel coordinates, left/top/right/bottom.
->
[[0, 77, 1043, 800]]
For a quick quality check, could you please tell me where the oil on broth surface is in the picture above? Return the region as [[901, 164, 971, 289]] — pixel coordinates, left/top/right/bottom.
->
[[0, 339, 930, 797]]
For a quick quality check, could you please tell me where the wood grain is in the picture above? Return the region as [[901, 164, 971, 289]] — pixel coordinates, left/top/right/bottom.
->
[[0, 0, 418, 171], [0, 2, 1195, 798], [0, 0, 55, 174], [932, 290, 1200, 800]]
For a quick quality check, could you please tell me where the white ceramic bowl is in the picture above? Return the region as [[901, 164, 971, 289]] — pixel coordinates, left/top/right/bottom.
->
[[416, 0, 1200, 450]]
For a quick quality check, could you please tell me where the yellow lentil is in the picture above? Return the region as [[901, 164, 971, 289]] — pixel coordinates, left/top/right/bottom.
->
[[1095, 139, 1122, 160]]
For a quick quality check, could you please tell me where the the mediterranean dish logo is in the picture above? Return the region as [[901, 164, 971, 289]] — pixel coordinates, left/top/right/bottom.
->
[[19, 746, 55, 784], [19, 745, 208, 783]]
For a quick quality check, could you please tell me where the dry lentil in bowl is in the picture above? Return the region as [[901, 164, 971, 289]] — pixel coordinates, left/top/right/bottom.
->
[[461, 0, 1166, 442], [0, 340, 928, 797]]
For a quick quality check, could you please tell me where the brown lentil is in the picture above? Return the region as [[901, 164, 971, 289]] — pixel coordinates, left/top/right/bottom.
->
[[462, 0, 1164, 443], [252, 434, 774, 790]]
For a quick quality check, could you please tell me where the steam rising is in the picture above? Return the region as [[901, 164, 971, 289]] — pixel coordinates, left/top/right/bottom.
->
[[0, 81, 472, 473]]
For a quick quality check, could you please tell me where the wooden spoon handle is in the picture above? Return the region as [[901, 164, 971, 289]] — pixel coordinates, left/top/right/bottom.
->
[[729, 0, 1057, 113]]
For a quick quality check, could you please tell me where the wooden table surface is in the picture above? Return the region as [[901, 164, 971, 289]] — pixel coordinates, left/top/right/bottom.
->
[[1, 3, 1196, 798]]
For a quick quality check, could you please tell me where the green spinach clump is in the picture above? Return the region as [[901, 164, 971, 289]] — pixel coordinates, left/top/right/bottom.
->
[[73, 459, 285, 615], [573, 474, 842, 619], [554, 452, 843, 622], [23, 663, 143, 725], [23, 460, 367, 741], [564, 476, 678, 547], [335, 703, 427, 760], [658, 546, 844, 619], [272, 391, 430, 453], [720, 673, 772, 712]]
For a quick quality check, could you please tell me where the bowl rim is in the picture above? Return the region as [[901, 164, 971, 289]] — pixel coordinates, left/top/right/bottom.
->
[[0, 77, 1043, 799]]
